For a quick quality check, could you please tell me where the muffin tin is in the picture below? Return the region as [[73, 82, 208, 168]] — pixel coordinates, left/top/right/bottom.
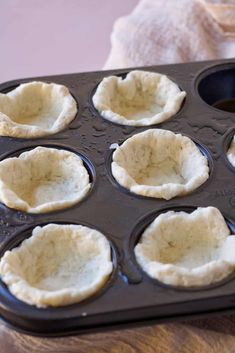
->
[[0, 58, 234, 336]]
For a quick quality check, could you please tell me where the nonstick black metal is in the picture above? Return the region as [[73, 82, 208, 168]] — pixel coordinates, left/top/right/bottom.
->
[[0, 58, 234, 336]]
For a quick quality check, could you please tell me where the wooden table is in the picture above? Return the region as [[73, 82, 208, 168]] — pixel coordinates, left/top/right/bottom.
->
[[1, 316, 235, 353]]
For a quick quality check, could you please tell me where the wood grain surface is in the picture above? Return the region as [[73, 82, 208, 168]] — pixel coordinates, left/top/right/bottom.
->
[[1, 316, 235, 353]]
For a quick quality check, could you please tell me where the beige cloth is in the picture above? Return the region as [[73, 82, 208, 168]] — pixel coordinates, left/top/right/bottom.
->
[[104, 0, 235, 69]]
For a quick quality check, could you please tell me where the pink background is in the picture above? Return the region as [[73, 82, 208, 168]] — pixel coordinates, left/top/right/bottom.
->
[[0, 0, 138, 84]]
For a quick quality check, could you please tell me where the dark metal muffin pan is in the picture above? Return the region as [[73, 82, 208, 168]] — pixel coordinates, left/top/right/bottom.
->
[[0, 58, 234, 337]]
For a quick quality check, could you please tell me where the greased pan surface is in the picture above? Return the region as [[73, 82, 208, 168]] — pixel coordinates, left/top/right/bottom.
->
[[0, 58, 234, 336]]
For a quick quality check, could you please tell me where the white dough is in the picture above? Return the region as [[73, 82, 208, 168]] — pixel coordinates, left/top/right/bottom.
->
[[135, 207, 235, 287], [112, 129, 209, 200], [0, 147, 90, 213], [227, 135, 235, 168], [0, 224, 113, 307], [0, 81, 77, 138], [92, 70, 186, 126]]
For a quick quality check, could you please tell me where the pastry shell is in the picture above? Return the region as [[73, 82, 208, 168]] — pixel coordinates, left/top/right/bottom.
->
[[0, 147, 90, 213], [93, 70, 186, 126], [0, 81, 77, 138], [134, 207, 235, 287], [227, 135, 235, 168], [0, 224, 113, 307], [111, 129, 209, 200]]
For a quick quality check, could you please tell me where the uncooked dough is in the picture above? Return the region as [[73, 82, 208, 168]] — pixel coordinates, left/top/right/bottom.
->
[[134, 207, 235, 287], [0, 147, 90, 213], [0, 81, 77, 138], [227, 135, 235, 168], [0, 224, 113, 307], [92, 70, 186, 126], [111, 129, 209, 200]]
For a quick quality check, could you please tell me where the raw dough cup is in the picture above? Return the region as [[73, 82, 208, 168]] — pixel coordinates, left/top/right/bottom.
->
[[111, 129, 209, 200], [134, 207, 235, 287], [0, 224, 113, 307], [0, 81, 77, 138], [0, 147, 91, 213], [227, 135, 235, 168], [92, 70, 186, 126]]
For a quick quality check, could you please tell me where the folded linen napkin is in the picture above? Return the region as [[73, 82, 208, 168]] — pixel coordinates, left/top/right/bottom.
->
[[104, 0, 235, 69]]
